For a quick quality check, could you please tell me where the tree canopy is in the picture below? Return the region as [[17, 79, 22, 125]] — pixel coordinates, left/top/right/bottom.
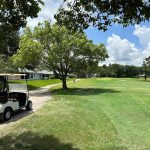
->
[[0, 0, 43, 58], [55, 0, 150, 31], [0, 55, 18, 73], [0, 31, 20, 57], [0, 0, 43, 32], [13, 27, 43, 70], [13, 21, 108, 89]]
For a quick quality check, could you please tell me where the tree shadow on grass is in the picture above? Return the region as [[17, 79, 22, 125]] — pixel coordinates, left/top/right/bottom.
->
[[0, 131, 79, 150], [51, 88, 120, 96], [0, 131, 128, 150]]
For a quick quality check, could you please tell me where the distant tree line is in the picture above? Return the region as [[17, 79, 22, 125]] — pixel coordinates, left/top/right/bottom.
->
[[77, 63, 147, 78], [97, 64, 143, 78]]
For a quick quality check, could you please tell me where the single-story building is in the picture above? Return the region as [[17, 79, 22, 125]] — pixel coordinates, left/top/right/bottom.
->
[[18, 69, 53, 80]]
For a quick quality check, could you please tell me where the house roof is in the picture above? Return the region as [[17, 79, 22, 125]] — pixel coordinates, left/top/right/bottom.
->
[[18, 68, 53, 74], [0, 74, 26, 76]]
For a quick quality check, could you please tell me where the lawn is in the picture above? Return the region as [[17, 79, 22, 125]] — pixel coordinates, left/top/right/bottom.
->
[[9, 78, 74, 90], [0, 78, 150, 150]]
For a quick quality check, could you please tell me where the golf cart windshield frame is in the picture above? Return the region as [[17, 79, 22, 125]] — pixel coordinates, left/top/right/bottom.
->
[[0, 74, 27, 104], [0, 76, 7, 92], [0, 76, 8, 104], [0, 74, 27, 92]]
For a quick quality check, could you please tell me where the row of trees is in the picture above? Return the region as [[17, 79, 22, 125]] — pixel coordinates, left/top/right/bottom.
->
[[78, 61, 150, 79], [96, 64, 143, 78]]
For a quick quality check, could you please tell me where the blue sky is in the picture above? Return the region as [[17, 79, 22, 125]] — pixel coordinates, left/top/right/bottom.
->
[[85, 25, 139, 46], [85, 22, 150, 48], [26, 0, 150, 66]]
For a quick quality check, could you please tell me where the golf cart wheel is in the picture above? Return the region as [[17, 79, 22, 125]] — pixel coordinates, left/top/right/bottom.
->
[[3, 108, 12, 121], [26, 100, 32, 111]]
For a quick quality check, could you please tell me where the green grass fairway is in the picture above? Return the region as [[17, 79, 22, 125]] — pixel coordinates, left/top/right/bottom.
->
[[9, 78, 74, 90], [0, 78, 150, 150]]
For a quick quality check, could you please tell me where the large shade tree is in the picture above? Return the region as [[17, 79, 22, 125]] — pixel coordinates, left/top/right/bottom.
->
[[13, 27, 43, 70], [0, 0, 43, 32], [13, 21, 108, 89], [0, 30, 20, 73], [0, 55, 18, 73], [0, 31, 20, 57], [0, 0, 43, 57], [55, 0, 150, 31]]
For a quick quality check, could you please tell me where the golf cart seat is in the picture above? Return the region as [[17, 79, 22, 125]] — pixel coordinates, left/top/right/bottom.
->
[[9, 92, 27, 107], [0, 91, 8, 104], [16, 93, 27, 107]]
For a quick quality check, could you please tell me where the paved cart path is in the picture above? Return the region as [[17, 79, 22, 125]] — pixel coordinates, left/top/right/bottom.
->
[[0, 80, 79, 130]]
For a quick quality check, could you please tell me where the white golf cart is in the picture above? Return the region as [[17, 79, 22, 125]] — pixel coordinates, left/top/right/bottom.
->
[[0, 74, 32, 122]]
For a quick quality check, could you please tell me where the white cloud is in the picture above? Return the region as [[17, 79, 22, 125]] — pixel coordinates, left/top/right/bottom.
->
[[105, 25, 150, 66], [106, 34, 141, 66], [27, 0, 63, 28], [133, 25, 150, 48], [142, 42, 150, 58]]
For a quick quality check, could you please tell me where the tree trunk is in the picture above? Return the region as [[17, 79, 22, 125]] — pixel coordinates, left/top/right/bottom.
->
[[62, 78, 68, 90], [144, 73, 147, 80]]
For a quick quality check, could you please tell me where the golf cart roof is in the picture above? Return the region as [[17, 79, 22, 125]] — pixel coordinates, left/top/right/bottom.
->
[[0, 74, 26, 76]]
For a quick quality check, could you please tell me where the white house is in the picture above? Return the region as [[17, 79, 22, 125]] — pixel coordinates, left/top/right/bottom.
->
[[18, 69, 53, 80]]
